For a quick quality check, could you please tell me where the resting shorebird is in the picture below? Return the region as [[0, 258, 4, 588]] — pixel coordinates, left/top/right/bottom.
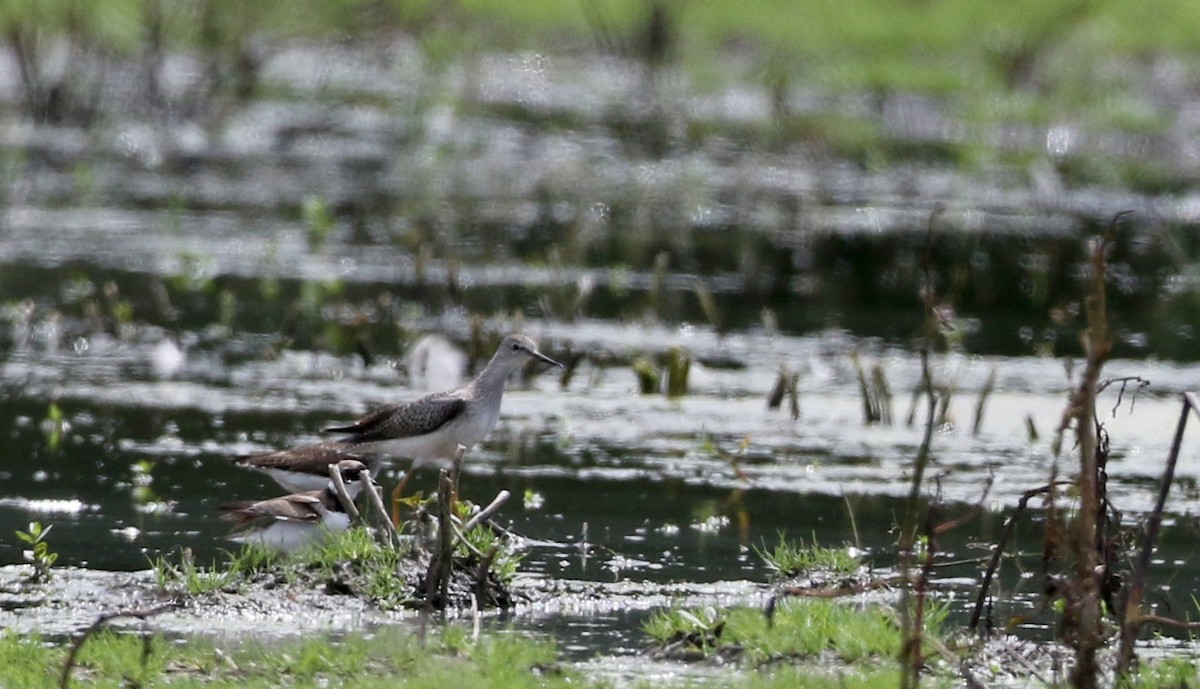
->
[[218, 459, 368, 552], [232, 334, 563, 492]]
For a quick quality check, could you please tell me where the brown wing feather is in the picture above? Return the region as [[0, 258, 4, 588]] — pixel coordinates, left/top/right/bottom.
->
[[233, 443, 367, 473], [219, 492, 324, 531], [323, 395, 465, 443]]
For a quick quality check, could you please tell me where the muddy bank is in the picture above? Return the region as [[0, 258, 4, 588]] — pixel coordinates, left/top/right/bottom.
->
[[0, 563, 769, 644]]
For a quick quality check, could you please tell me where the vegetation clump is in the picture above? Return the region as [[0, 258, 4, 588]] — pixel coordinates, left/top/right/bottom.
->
[[645, 597, 947, 669], [151, 497, 525, 612], [756, 534, 863, 583], [15, 521, 59, 583]]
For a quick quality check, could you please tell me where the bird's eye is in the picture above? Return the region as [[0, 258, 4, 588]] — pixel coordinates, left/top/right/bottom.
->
[[510, 342, 520, 351]]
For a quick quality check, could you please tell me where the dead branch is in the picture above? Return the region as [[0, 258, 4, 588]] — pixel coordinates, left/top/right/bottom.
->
[[328, 464, 362, 524], [462, 490, 511, 532], [358, 469, 401, 549], [60, 603, 179, 689], [1116, 392, 1194, 676], [422, 470, 456, 610], [969, 481, 1073, 633]]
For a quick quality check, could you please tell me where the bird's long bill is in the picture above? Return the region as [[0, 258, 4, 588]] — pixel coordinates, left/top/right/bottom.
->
[[533, 350, 565, 368]]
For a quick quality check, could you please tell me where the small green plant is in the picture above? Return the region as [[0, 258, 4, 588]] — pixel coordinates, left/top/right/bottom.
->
[[302, 194, 336, 250], [458, 523, 523, 584], [755, 533, 861, 579], [666, 346, 690, 397], [40, 403, 66, 452], [646, 598, 950, 667], [227, 542, 282, 576], [293, 527, 411, 608], [16, 521, 58, 582], [151, 549, 234, 595], [633, 357, 660, 393], [644, 606, 725, 656], [522, 488, 545, 510]]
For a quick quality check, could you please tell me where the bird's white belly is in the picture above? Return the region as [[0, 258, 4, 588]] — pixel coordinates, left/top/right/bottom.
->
[[361, 411, 497, 463], [232, 513, 351, 553]]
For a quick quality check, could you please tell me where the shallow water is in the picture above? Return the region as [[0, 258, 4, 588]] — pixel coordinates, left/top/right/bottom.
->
[[3, 42, 1200, 661]]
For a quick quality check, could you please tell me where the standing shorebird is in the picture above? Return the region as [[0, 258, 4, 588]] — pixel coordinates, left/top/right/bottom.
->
[[218, 459, 369, 552], [232, 334, 563, 492]]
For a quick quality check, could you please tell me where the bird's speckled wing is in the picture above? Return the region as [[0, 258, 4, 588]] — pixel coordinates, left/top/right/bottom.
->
[[219, 492, 324, 530], [233, 442, 367, 473], [323, 395, 466, 443]]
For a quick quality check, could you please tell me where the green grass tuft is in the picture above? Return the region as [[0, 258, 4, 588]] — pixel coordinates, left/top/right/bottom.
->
[[755, 533, 862, 579], [646, 597, 947, 666]]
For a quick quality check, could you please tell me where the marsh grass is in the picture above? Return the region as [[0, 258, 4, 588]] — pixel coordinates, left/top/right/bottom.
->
[[151, 549, 236, 595], [756, 533, 861, 579], [8, 622, 1196, 689], [3, 627, 573, 689], [457, 522, 523, 584], [151, 528, 414, 606], [646, 597, 950, 668]]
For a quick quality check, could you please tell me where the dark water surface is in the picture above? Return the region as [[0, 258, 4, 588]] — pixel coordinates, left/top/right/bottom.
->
[[4, 44, 1200, 660]]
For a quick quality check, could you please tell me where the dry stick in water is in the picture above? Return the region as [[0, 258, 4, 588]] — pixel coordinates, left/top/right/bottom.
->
[[328, 463, 362, 524], [1115, 392, 1200, 676], [972, 366, 997, 436], [450, 444, 466, 501], [1069, 221, 1123, 689], [851, 352, 878, 424], [871, 362, 892, 426], [422, 469, 456, 610], [463, 490, 511, 532], [60, 603, 178, 689], [898, 205, 943, 689], [358, 469, 401, 549], [969, 481, 1072, 633]]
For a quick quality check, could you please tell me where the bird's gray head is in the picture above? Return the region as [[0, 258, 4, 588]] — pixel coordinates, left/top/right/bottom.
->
[[495, 334, 563, 370]]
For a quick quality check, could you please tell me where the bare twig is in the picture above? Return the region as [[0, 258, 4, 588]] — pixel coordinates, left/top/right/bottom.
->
[[1131, 614, 1200, 631], [462, 490, 511, 532], [1067, 217, 1123, 689], [450, 444, 466, 500], [970, 481, 1072, 633], [474, 544, 500, 608], [899, 204, 943, 689], [972, 366, 997, 436], [1097, 375, 1150, 419], [359, 469, 401, 549], [1116, 392, 1193, 677], [328, 464, 362, 524], [422, 470, 456, 610], [60, 603, 179, 689]]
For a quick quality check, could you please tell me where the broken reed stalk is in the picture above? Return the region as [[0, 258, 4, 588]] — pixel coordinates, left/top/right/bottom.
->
[[463, 490, 511, 531], [1067, 223, 1121, 689], [972, 366, 996, 436], [423, 469, 456, 610], [851, 351, 880, 424], [968, 481, 1072, 634], [768, 367, 801, 419], [787, 370, 800, 420], [450, 444, 466, 501], [327, 463, 362, 524], [870, 362, 892, 426], [1115, 392, 1200, 678], [474, 544, 501, 608], [666, 346, 690, 397], [767, 367, 789, 409], [358, 469, 401, 549], [898, 207, 942, 689], [59, 603, 178, 689]]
